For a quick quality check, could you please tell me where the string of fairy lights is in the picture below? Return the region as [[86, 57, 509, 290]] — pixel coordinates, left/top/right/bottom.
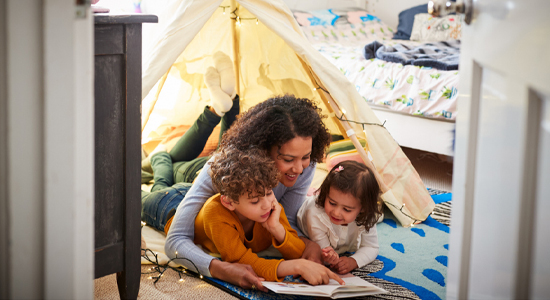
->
[[220, 5, 259, 25], [141, 5, 432, 284], [310, 76, 428, 226], [140, 222, 205, 283]]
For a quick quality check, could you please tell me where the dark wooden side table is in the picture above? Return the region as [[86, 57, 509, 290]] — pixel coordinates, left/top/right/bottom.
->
[[94, 14, 157, 299]]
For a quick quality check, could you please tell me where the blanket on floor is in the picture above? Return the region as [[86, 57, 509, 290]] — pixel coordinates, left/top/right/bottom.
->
[[362, 40, 461, 70], [203, 189, 452, 300]]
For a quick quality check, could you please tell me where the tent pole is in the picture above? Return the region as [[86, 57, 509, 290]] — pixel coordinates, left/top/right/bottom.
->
[[327, 101, 390, 194], [230, 0, 240, 98], [311, 75, 390, 194], [298, 58, 348, 138]]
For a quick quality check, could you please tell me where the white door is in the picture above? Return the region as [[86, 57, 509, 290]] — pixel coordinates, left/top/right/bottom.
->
[[447, 0, 550, 299], [0, 0, 95, 298]]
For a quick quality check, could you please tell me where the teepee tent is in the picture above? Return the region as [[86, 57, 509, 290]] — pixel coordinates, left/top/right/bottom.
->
[[141, 0, 435, 226]]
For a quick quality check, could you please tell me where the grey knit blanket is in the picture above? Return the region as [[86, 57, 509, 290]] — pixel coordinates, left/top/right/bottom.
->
[[362, 40, 461, 70]]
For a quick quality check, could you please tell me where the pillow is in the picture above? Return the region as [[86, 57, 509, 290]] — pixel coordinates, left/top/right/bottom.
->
[[293, 8, 381, 27], [410, 14, 463, 41], [326, 139, 369, 169], [393, 2, 456, 40], [393, 4, 428, 40]]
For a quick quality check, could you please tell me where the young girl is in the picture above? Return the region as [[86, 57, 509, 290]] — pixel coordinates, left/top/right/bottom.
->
[[297, 160, 382, 274]]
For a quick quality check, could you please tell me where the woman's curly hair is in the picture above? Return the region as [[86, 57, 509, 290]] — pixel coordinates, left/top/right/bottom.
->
[[315, 161, 382, 231], [209, 146, 280, 202], [219, 94, 331, 164]]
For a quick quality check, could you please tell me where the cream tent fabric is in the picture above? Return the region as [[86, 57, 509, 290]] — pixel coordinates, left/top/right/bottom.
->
[[141, 0, 435, 226]]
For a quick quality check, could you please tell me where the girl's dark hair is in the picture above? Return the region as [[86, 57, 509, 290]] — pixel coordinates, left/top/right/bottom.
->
[[220, 94, 331, 164], [315, 161, 382, 230]]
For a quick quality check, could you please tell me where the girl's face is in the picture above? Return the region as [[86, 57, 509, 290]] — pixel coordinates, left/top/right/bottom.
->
[[324, 187, 362, 225], [269, 136, 312, 187]]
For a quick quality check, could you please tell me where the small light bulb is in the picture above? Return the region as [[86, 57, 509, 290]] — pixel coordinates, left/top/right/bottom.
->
[[313, 88, 317, 91], [256, 19, 258, 25], [410, 223, 415, 227], [175, 251, 178, 256], [148, 276, 153, 280], [141, 221, 146, 226], [223, 11, 226, 15], [183, 269, 187, 273], [179, 278, 184, 282], [199, 274, 204, 279], [403, 203, 406, 206], [342, 109, 347, 114]]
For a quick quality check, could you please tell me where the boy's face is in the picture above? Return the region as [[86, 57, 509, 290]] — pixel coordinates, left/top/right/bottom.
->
[[230, 189, 277, 223]]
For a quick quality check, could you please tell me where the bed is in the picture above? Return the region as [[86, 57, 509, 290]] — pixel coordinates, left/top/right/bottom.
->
[[284, 0, 459, 157]]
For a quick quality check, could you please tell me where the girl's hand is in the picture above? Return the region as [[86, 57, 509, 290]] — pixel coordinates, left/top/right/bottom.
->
[[321, 247, 339, 265], [261, 198, 285, 242], [295, 259, 345, 285], [331, 256, 358, 274]]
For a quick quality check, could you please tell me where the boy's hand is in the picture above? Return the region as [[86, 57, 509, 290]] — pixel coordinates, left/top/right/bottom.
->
[[209, 260, 268, 292], [331, 256, 358, 274], [295, 259, 345, 286], [300, 237, 323, 264], [261, 198, 285, 243], [321, 247, 339, 265]]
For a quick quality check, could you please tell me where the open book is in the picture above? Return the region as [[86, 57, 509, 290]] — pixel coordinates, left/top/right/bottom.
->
[[262, 275, 387, 299]]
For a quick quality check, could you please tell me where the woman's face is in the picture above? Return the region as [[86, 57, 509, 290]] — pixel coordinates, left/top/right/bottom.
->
[[269, 136, 312, 187]]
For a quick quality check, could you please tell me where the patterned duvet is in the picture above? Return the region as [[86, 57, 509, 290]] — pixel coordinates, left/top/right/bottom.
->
[[301, 21, 459, 121]]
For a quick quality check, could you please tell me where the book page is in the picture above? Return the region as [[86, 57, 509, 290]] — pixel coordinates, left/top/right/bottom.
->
[[263, 275, 387, 298], [262, 282, 329, 296], [315, 277, 381, 295]]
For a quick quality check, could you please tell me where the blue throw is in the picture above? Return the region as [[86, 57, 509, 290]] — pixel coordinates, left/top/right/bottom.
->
[[363, 40, 461, 70]]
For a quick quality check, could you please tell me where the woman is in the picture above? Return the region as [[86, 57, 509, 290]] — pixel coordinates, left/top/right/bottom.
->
[[165, 94, 332, 291]]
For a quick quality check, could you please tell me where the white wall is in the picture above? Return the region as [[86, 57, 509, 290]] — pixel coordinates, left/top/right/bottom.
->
[[366, 0, 427, 29]]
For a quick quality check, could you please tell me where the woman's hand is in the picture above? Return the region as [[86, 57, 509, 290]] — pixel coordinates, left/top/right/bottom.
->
[[261, 198, 286, 243], [299, 237, 323, 264], [321, 247, 339, 265], [331, 256, 358, 275], [294, 259, 345, 285], [209, 259, 268, 292]]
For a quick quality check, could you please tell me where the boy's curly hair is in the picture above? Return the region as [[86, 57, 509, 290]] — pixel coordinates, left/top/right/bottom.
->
[[219, 94, 331, 164], [315, 161, 382, 231], [210, 146, 280, 202]]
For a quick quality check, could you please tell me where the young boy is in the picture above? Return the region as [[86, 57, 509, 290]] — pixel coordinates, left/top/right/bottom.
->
[[179, 146, 344, 284]]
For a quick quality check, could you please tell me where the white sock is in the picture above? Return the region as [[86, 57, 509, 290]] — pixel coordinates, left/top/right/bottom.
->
[[213, 51, 236, 99], [205, 66, 232, 116]]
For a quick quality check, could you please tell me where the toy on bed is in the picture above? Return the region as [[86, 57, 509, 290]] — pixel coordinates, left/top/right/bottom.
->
[[291, 5, 461, 156]]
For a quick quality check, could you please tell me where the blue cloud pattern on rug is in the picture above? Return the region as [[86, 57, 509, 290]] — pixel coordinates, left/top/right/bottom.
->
[[203, 191, 452, 300], [370, 195, 451, 300]]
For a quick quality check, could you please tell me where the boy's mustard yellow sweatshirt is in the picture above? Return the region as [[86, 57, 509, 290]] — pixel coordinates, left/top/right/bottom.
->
[[191, 194, 305, 281]]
